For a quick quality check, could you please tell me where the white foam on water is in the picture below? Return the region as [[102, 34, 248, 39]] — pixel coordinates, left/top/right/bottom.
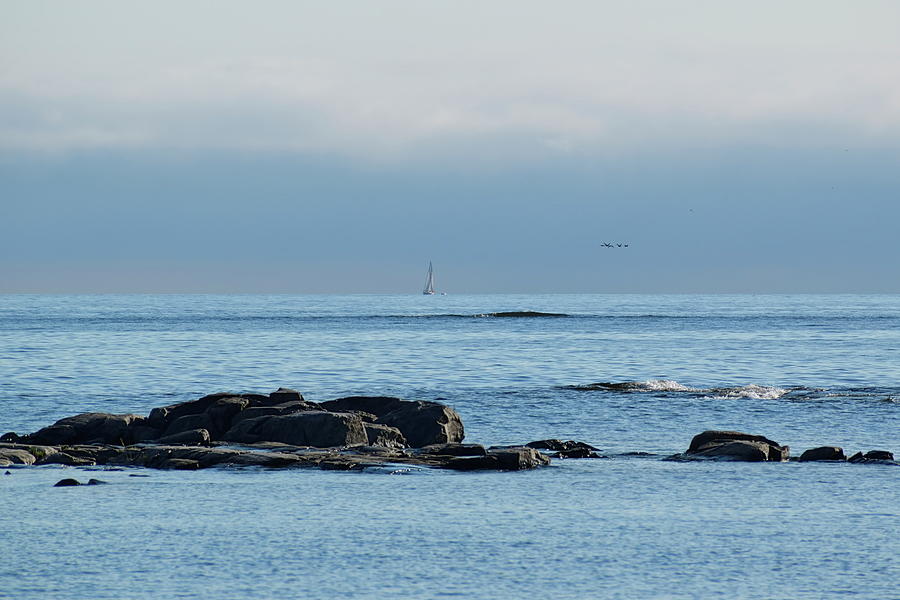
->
[[637, 379, 699, 393], [708, 384, 788, 400]]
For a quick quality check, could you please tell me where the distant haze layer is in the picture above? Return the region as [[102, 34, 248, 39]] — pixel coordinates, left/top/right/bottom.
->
[[2, 1, 899, 292]]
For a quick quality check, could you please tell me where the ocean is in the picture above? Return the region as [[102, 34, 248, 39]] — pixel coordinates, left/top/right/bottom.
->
[[1, 294, 898, 599]]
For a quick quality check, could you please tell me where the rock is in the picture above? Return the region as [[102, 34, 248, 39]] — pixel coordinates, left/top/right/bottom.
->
[[0, 448, 38, 466], [129, 425, 162, 443], [527, 439, 599, 452], [799, 446, 846, 462], [205, 397, 250, 436], [444, 447, 550, 471], [156, 428, 211, 446], [37, 451, 96, 466], [22, 412, 147, 446], [86, 478, 107, 485], [158, 458, 201, 470], [269, 388, 305, 404], [554, 447, 604, 459], [863, 450, 894, 461], [229, 401, 321, 427], [319, 396, 406, 415], [686, 430, 789, 461], [163, 413, 214, 437], [363, 423, 408, 449], [690, 440, 771, 462], [222, 411, 368, 447], [54, 478, 82, 487], [320, 397, 464, 447], [147, 393, 236, 430], [420, 443, 487, 457], [1, 432, 21, 442], [849, 450, 896, 464], [220, 452, 303, 468]]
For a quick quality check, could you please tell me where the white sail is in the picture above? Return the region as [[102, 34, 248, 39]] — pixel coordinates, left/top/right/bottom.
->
[[423, 261, 435, 295]]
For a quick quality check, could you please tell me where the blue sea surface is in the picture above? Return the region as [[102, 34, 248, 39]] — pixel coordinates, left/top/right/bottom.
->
[[1, 294, 898, 599]]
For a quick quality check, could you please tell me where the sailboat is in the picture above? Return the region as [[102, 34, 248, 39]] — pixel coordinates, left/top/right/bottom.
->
[[422, 261, 436, 295]]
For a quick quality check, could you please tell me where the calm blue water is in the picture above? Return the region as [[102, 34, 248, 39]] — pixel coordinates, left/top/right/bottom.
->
[[1, 294, 899, 599]]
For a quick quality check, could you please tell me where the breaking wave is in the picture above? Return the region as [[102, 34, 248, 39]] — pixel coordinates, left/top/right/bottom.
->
[[565, 380, 789, 399]]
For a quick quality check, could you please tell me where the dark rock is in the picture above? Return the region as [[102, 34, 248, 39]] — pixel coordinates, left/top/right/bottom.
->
[[229, 401, 321, 427], [63, 445, 127, 465], [849, 450, 896, 464], [690, 440, 771, 462], [205, 397, 249, 436], [156, 428, 211, 446], [86, 478, 107, 485], [158, 458, 201, 470], [54, 478, 82, 487], [444, 447, 550, 471], [799, 446, 846, 462], [268, 387, 305, 404], [1, 432, 20, 443], [220, 452, 303, 468], [686, 430, 789, 461], [164, 413, 214, 437], [129, 425, 162, 443], [147, 393, 236, 429], [420, 443, 487, 457], [378, 401, 464, 447], [22, 412, 147, 446], [37, 451, 96, 466], [527, 439, 599, 452], [863, 450, 894, 461], [319, 396, 405, 415], [363, 423, 408, 449], [222, 411, 368, 447]]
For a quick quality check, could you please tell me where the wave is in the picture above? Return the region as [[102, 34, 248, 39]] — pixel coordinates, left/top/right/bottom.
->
[[472, 311, 569, 318], [565, 379, 789, 399]]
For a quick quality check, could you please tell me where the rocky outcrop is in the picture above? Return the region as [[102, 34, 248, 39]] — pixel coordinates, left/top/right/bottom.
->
[[14, 390, 459, 451], [799, 446, 846, 462], [674, 430, 790, 462]]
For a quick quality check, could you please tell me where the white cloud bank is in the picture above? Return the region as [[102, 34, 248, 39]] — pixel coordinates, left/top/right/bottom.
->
[[2, 1, 900, 159]]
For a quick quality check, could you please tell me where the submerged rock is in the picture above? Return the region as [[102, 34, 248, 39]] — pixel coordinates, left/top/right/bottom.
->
[[53, 478, 82, 487]]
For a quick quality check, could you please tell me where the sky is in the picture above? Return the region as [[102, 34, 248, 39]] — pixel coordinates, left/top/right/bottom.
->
[[2, 0, 899, 293]]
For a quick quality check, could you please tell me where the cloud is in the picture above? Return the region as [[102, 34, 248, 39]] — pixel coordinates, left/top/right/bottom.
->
[[2, 2, 900, 160]]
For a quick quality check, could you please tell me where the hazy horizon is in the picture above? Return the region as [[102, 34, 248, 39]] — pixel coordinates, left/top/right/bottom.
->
[[3, 1, 899, 293]]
